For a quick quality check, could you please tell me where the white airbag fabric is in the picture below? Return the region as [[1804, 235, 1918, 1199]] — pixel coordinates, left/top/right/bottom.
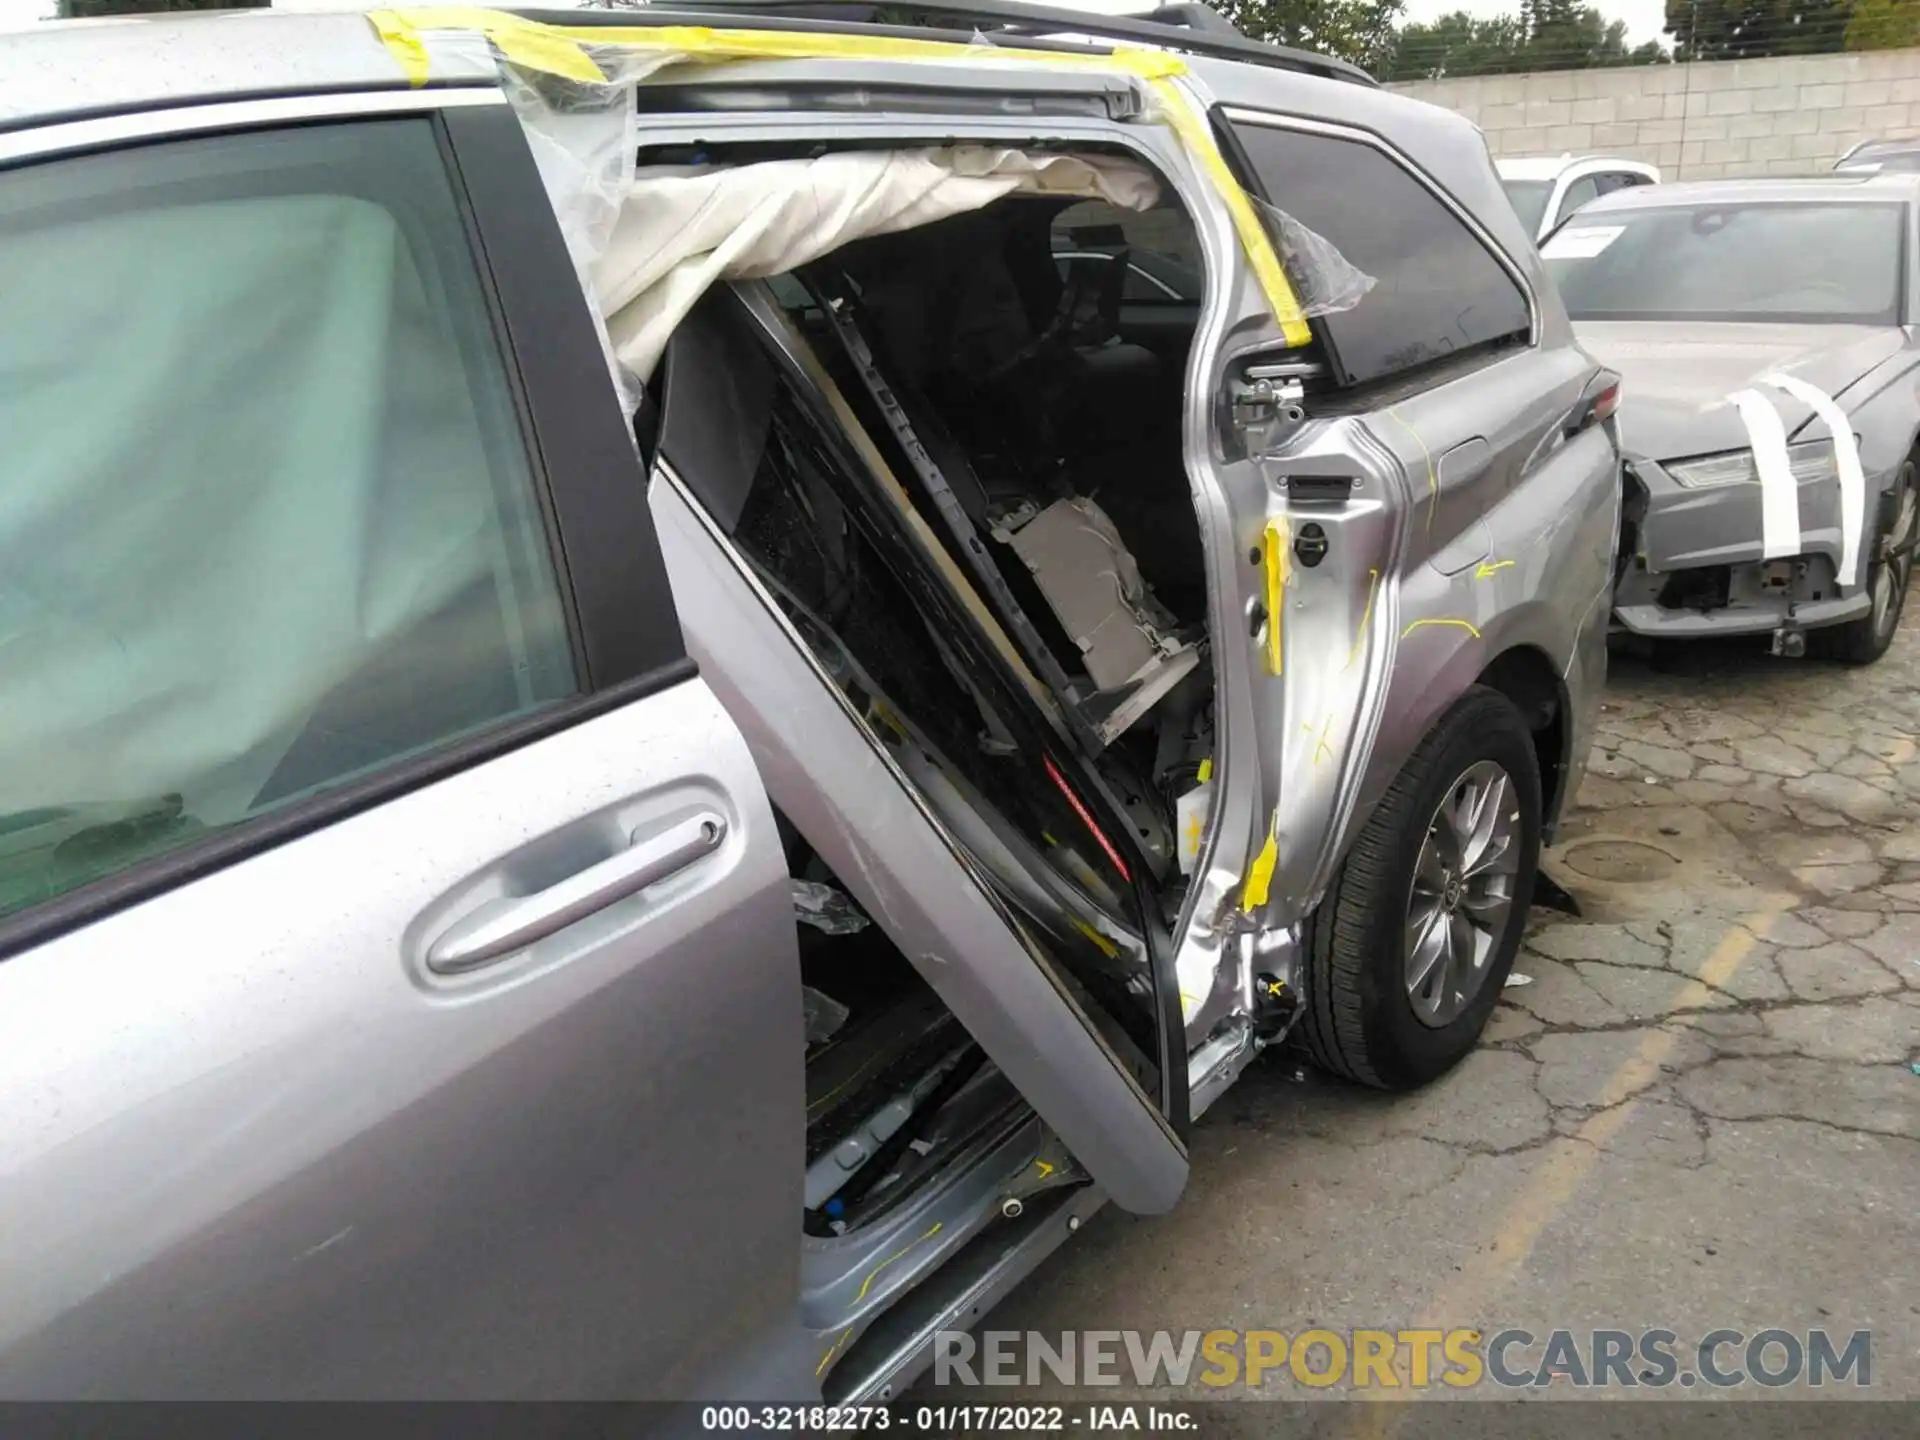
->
[[0, 195, 504, 822], [592, 146, 1160, 383]]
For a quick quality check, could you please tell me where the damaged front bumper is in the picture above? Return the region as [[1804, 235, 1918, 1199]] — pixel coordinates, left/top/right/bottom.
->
[[1614, 557, 1870, 639], [1613, 455, 1878, 639]]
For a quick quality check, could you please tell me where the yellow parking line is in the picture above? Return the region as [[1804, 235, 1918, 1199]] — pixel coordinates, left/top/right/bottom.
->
[[1348, 896, 1792, 1430]]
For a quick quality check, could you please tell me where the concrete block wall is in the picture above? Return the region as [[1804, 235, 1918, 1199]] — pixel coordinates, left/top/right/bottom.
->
[[1386, 48, 1920, 179]]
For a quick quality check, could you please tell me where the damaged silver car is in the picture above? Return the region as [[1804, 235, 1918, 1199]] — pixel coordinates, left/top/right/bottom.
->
[[1544, 174, 1920, 661], [0, 0, 1620, 1408]]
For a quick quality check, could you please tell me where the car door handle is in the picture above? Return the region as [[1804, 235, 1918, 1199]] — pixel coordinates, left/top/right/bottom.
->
[[426, 812, 728, 975]]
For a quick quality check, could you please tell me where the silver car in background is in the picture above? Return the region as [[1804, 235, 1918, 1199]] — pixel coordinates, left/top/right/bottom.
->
[[1545, 175, 1920, 661], [1835, 137, 1920, 174]]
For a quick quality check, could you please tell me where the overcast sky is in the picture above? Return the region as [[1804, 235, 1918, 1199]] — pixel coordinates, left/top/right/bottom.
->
[[0, 0, 1673, 48]]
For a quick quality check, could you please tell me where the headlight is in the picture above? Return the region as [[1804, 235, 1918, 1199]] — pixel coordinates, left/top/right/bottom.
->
[[1667, 439, 1839, 490]]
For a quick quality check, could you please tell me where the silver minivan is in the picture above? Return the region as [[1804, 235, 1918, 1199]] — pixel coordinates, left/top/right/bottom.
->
[[0, 0, 1621, 1406]]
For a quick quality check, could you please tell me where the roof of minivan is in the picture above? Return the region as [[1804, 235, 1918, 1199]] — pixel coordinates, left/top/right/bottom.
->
[[1574, 172, 1920, 214], [0, 4, 1532, 273], [0, 1, 1379, 136], [0, 10, 458, 133]]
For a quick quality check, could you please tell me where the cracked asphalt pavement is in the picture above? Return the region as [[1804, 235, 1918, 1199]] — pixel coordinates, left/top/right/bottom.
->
[[964, 626, 1920, 1402]]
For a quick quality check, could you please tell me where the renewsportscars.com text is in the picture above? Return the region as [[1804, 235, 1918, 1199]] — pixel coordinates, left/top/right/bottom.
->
[[933, 1327, 1872, 1390]]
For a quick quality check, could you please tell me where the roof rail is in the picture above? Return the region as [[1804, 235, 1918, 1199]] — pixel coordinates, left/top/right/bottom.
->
[[553, 0, 1377, 86]]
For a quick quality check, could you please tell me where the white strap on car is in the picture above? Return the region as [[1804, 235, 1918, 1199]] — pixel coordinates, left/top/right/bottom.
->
[[1765, 372, 1864, 589], [1728, 387, 1801, 563]]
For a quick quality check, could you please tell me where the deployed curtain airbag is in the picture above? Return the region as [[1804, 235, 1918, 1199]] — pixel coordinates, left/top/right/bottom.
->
[[590, 146, 1161, 386]]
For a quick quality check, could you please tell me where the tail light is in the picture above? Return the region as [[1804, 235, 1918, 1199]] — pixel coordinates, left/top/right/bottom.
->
[[1567, 369, 1622, 438]]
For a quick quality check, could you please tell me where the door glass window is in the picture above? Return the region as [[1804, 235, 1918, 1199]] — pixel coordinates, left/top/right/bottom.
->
[[1559, 174, 1601, 216], [0, 121, 577, 921], [1227, 119, 1532, 385]]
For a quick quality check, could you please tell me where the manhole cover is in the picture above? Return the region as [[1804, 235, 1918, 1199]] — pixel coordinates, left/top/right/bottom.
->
[[1559, 838, 1680, 883]]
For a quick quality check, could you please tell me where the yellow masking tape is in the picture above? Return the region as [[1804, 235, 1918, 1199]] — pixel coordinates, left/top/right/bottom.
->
[[1197, 757, 1214, 783], [369, 10, 432, 86], [1070, 915, 1121, 960], [365, 9, 1313, 343], [1144, 76, 1310, 345], [1240, 807, 1279, 913], [1261, 518, 1289, 675]]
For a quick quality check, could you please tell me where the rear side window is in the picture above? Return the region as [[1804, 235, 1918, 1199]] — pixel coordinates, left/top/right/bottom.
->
[[1225, 118, 1532, 386], [0, 121, 576, 922]]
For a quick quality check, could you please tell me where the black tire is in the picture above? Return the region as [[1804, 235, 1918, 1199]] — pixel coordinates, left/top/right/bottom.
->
[[1811, 453, 1918, 666], [1298, 686, 1542, 1090]]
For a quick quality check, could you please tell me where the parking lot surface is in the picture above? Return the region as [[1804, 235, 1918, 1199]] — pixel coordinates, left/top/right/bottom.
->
[[963, 622, 1920, 1401]]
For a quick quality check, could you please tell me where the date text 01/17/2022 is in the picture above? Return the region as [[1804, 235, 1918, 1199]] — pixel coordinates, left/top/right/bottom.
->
[[698, 1404, 1199, 1431]]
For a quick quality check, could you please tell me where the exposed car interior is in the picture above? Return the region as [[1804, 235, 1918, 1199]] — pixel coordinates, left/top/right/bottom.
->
[[781, 808, 1019, 1240], [652, 153, 1218, 1269]]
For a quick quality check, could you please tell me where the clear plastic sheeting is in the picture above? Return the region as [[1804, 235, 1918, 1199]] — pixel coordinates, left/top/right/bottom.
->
[[369, 10, 1335, 351], [802, 983, 852, 1046], [793, 878, 873, 936], [501, 49, 1164, 409], [1255, 197, 1376, 319]]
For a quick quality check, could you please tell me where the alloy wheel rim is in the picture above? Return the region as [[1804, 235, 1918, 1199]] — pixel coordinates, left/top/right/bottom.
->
[[1872, 462, 1918, 640], [1405, 759, 1522, 1029]]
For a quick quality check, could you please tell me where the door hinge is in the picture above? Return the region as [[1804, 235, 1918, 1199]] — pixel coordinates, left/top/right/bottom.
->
[[1230, 362, 1319, 452]]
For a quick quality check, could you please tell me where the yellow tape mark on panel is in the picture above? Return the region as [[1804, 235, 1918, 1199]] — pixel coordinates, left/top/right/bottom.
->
[[1382, 408, 1438, 535], [1239, 807, 1280, 913], [1261, 518, 1290, 676], [1302, 714, 1336, 766], [816, 1327, 854, 1377], [1400, 617, 1482, 640], [853, 1222, 943, 1305], [1343, 566, 1380, 671], [365, 9, 1313, 344], [1475, 559, 1515, 579], [1196, 757, 1214, 783]]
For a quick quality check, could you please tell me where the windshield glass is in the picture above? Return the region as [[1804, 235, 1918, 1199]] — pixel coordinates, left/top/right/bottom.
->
[[1544, 202, 1904, 324], [1500, 178, 1553, 235]]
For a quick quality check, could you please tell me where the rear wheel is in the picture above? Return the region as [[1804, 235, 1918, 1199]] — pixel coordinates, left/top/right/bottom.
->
[[1299, 687, 1541, 1090], [1813, 454, 1918, 665]]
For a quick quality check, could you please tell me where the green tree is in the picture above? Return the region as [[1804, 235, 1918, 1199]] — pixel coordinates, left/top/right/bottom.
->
[[1216, 0, 1408, 70], [59, 0, 265, 13], [1381, 0, 1664, 78], [1844, 0, 1920, 48], [1382, 11, 1530, 78], [1663, 0, 1854, 60]]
